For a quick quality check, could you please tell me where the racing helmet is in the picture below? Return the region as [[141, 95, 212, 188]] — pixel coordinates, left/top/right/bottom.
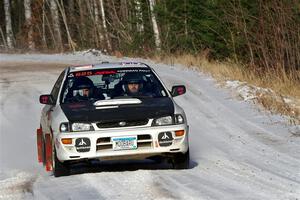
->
[[122, 73, 144, 94], [72, 76, 94, 98]]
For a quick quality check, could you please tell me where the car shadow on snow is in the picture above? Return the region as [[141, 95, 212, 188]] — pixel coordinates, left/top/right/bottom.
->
[[66, 159, 198, 176]]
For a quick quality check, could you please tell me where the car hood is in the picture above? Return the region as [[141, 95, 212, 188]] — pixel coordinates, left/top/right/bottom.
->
[[60, 97, 174, 122]]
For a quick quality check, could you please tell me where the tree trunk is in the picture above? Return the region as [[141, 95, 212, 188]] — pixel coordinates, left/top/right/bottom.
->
[[49, 0, 63, 51], [93, 0, 105, 49], [148, 0, 161, 51], [120, 0, 129, 24], [41, 0, 47, 48], [77, 0, 86, 46], [24, 0, 35, 50], [135, 0, 144, 33], [55, 0, 76, 51], [99, 0, 112, 52], [0, 27, 7, 48], [68, 0, 76, 45], [4, 0, 14, 49]]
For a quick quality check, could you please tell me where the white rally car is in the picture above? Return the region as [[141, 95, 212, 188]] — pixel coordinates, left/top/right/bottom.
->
[[37, 62, 189, 177]]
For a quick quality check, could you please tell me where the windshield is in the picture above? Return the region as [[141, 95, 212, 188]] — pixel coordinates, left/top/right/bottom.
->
[[60, 68, 168, 103]]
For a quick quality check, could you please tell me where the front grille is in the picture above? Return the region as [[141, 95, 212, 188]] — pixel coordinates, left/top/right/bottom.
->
[[96, 119, 148, 129], [137, 134, 151, 140], [96, 134, 152, 151], [97, 137, 110, 143]]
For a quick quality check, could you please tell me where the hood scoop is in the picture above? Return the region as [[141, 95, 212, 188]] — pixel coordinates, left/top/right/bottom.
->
[[93, 98, 142, 107]]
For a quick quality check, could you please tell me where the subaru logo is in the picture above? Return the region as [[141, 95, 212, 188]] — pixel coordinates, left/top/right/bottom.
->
[[119, 121, 126, 126]]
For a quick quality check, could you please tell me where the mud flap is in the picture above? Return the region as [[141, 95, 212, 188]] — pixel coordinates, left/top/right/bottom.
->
[[36, 128, 43, 163], [45, 134, 53, 171]]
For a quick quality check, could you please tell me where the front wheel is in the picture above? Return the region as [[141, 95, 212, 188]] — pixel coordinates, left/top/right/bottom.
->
[[172, 150, 190, 169], [52, 148, 70, 177]]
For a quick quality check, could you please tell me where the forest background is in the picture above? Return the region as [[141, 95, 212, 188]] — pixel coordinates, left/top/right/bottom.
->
[[1, 0, 299, 120]]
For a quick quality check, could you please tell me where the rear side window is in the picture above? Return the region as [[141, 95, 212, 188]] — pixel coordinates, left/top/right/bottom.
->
[[60, 68, 167, 103]]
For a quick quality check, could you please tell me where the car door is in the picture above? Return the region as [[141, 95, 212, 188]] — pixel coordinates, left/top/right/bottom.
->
[[41, 70, 65, 134]]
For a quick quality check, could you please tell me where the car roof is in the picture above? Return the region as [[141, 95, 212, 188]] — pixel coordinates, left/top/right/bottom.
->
[[68, 62, 151, 73]]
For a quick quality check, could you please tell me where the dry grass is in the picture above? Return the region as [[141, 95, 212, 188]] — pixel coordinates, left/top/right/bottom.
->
[[150, 53, 300, 123]]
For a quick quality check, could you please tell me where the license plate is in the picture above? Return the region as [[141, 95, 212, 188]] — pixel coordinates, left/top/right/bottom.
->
[[112, 136, 137, 151]]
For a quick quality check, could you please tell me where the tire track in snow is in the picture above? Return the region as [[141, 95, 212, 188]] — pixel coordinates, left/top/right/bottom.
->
[[80, 170, 180, 200], [0, 172, 36, 200], [32, 174, 104, 200], [157, 67, 300, 199]]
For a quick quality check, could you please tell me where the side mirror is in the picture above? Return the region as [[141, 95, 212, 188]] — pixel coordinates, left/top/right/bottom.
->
[[39, 94, 55, 105], [171, 85, 186, 97]]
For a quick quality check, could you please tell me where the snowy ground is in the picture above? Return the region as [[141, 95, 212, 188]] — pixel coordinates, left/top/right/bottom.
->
[[0, 52, 299, 200]]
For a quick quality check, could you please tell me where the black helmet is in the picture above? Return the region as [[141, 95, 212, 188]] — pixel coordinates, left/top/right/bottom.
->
[[73, 76, 94, 89], [122, 73, 144, 94], [122, 73, 144, 84], [72, 76, 94, 98]]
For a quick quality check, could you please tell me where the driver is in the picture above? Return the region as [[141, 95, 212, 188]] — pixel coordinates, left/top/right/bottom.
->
[[69, 76, 94, 101]]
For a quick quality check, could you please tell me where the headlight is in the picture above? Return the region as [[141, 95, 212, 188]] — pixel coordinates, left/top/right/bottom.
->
[[71, 123, 94, 132], [152, 116, 173, 126], [59, 122, 94, 132], [152, 114, 185, 126]]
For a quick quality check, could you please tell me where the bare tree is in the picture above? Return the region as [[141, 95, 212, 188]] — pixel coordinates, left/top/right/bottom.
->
[[99, 0, 112, 52], [148, 0, 161, 51], [49, 0, 63, 51], [134, 0, 144, 33], [55, 0, 76, 51], [93, 0, 104, 48], [120, 0, 129, 24], [24, 0, 35, 50], [4, 0, 14, 49], [0, 27, 7, 48], [41, 0, 48, 48], [76, 0, 87, 45]]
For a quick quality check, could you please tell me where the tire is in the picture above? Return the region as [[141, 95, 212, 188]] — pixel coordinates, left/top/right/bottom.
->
[[52, 148, 70, 177], [172, 150, 190, 169]]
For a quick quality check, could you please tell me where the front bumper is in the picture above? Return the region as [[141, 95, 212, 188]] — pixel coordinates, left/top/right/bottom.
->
[[55, 124, 189, 162]]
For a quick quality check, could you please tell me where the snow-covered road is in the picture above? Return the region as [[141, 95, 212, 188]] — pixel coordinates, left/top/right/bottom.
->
[[0, 53, 299, 200]]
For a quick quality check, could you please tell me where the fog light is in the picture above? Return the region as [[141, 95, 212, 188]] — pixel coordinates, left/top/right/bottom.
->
[[175, 130, 185, 137], [61, 138, 72, 144]]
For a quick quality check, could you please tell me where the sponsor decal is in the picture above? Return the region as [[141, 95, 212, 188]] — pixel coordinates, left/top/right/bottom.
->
[[94, 70, 116, 75], [74, 71, 93, 77], [158, 132, 173, 147], [75, 138, 91, 152], [71, 70, 116, 77], [117, 69, 151, 73]]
